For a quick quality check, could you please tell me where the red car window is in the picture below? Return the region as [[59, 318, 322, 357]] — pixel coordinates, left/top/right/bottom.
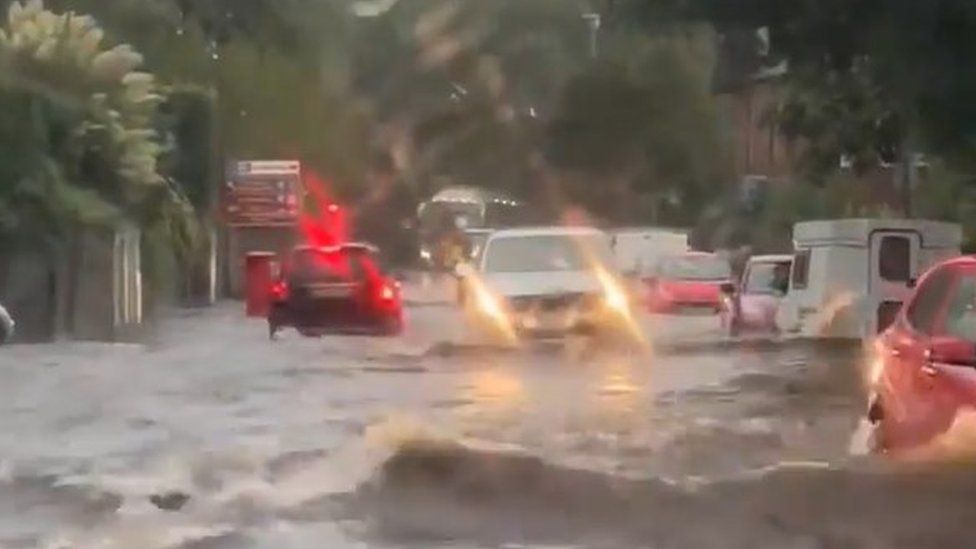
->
[[905, 267, 955, 335], [944, 273, 976, 343]]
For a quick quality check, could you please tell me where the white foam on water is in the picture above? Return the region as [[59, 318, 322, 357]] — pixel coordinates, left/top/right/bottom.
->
[[44, 522, 237, 549], [262, 414, 456, 509], [848, 418, 876, 457]]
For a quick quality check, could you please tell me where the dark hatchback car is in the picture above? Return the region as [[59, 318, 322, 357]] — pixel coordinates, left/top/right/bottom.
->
[[268, 243, 403, 338]]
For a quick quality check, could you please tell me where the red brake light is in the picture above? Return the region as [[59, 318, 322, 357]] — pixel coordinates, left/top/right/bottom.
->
[[379, 283, 395, 302], [271, 280, 289, 299]]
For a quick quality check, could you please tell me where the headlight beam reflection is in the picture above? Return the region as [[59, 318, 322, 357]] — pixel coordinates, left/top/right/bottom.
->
[[464, 269, 519, 346]]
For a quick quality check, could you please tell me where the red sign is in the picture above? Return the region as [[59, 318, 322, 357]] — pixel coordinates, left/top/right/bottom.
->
[[224, 161, 302, 227]]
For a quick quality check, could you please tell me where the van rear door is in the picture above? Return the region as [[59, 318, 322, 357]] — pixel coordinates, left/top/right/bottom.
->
[[870, 231, 922, 334]]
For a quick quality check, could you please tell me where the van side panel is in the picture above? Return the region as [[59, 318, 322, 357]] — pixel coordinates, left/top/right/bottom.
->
[[823, 246, 869, 338], [785, 245, 868, 339]]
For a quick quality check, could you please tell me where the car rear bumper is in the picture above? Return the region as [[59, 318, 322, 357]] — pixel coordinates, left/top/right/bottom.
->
[[507, 305, 626, 339], [271, 299, 400, 328], [649, 299, 721, 315]]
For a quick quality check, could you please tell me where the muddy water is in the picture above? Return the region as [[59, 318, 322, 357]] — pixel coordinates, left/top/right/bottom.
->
[[0, 303, 970, 548]]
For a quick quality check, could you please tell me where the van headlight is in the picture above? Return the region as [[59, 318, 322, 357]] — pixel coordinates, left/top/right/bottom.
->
[[603, 281, 630, 314]]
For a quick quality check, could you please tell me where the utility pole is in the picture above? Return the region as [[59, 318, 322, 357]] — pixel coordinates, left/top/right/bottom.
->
[[899, 136, 915, 218], [582, 12, 601, 59]]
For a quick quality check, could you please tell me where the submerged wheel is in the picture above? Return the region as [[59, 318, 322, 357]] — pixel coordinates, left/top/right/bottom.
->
[[380, 317, 404, 337], [268, 304, 287, 340], [728, 318, 741, 337]]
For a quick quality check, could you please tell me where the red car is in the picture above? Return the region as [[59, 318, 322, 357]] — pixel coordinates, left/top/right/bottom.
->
[[268, 243, 403, 338], [869, 255, 976, 453], [646, 252, 733, 314]]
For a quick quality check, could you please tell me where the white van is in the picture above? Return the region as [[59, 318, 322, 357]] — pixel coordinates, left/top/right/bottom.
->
[[609, 228, 689, 276], [777, 218, 962, 340]]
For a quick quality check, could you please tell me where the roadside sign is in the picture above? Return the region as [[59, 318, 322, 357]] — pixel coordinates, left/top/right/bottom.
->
[[224, 160, 302, 227], [231, 160, 301, 177]]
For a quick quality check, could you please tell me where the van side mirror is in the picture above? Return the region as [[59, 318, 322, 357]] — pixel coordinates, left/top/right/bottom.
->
[[720, 282, 736, 295], [927, 336, 976, 367]]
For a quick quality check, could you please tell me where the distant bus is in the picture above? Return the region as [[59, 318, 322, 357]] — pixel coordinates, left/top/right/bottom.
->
[[417, 186, 526, 269]]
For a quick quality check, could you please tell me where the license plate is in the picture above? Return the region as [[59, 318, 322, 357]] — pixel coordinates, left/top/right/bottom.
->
[[680, 305, 716, 316], [523, 311, 576, 331], [310, 285, 354, 298]]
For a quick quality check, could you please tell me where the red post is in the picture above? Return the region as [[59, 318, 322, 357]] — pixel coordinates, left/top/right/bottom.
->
[[245, 252, 277, 317]]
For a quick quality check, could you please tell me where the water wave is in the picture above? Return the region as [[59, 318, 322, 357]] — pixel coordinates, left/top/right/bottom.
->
[[348, 432, 976, 548]]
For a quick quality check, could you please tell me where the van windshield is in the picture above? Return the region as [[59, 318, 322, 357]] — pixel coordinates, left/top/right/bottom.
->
[[745, 261, 791, 295], [658, 255, 731, 281], [484, 234, 612, 273]]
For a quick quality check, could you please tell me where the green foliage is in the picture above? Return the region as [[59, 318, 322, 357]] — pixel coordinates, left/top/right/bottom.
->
[[668, 0, 976, 181], [350, 0, 730, 225], [547, 25, 730, 222], [0, 0, 199, 257]]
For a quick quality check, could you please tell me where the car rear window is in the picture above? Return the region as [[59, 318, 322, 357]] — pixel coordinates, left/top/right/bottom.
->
[[291, 249, 367, 281], [657, 255, 730, 281]]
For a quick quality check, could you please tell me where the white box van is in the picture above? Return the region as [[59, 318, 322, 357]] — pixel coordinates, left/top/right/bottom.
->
[[777, 218, 962, 340], [609, 228, 689, 276]]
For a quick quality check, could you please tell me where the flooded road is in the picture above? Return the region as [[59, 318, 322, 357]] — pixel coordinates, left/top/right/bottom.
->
[[1, 288, 974, 548]]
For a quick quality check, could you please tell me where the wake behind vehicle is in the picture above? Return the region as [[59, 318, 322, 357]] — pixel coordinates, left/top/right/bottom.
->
[[868, 255, 976, 453], [268, 243, 403, 338], [456, 227, 635, 342], [645, 252, 733, 315], [721, 254, 792, 335]]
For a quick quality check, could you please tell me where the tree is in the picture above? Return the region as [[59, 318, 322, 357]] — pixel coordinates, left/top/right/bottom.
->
[[654, 0, 976, 197], [545, 25, 730, 223], [0, 1, 191, 239], [347, 0, 590, 198]]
